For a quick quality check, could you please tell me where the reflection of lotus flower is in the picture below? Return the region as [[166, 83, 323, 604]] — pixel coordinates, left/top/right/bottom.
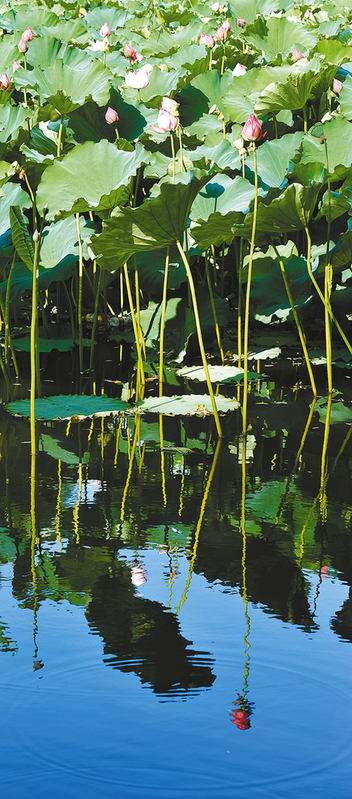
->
[[292, 48, 303, 62], [125, 66, 150, 90], [242, 113, 264, 142], [131, 565, 147, 587], [232, 63, 247, 77], [333, 78, 342, 94], [105, 106, 118, 124], [237, 18, 245, 27], [230, 708, 251, 730], [12, 61, 21, 73], [320, 565, 329, 578], [0, 73, 10, 90], [18, 38, 28, 53], [199, 33, 215, 48], [23, 27, 34, 41], [100, 22, 110, 37]]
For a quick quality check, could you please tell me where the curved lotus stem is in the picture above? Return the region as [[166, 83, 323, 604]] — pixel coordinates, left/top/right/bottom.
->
[[278, 256, 316, 395], [159, 247, 170, 396], [242, 143, 258, 436], [123, 262, 145, 399]]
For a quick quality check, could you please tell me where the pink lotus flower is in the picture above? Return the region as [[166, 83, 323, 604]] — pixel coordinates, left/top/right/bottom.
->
[[242, 113, 265, 142], [151, 107, 179, 134], [105, 106, 119, 124], [230, 708, 250, 730], [160, 96, 179, 116], [199, 32, 215, 48], [22, 27, 34, 42], [124, 44, 143, 63], [100, 22, 110, 38], [125, 66, 150, 90], [320, 565, 329, 578], [232, 63, 247, 76], [12, 60, 21, 73], [212, 1, 220, 10], [292, 48, 303, 62], [216, 24, 227, 41], [333, 78, 342, 94], [18, 38, 28, 53], [131, 565, 147, 587], [222, 18, 231, 33], [237, 18, 245, 27], [0, 73, 10, 90]]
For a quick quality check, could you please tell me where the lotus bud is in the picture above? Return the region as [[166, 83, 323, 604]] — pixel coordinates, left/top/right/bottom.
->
[[232, 63, 247, 77], [242, 113, 263, 142], [33, 230, 39, 243], [12, 60, 21, 73], [22, 27, 34, 42], [105, 106, 119, 124], [216, 24, 227, 41], [99, 22, 110, 38], [160, 96, 179, 117], [292, 48, 303, 62], [43, 204, 49, 215], [125, 66, 150, 90], [150, 107, 179, 134], [212, 1, 220, 10], [333, 78, 342, 94], [124, 43, 135, 58], [237, 18, 245, 28], [222, 18, 231, 33], [18, 38, 28, 53], [0, 73, 10, 90], [199, 33, 215, 48]]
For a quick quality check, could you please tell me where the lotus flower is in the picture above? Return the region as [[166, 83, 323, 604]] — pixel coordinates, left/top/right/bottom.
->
[[18, 38, 28, 53], [242, 113, 264, 142], [131, 565, 147, 587], [230, 709, 251, 730], [216, 24, 227, 41], [161, 96, 179, 116], [320, 565, 329, 578], [105, 107, 119, 125], [12, 61, 21, 73], [212, 1, 220, 10], [124, 44, 143, 63], [222, 18, 231, 33], [292, 48, 303, 62], [151, 107, 179, 134], [237, 18, 245, 27], [125, 66, 150, 90], [100, 22, 110, 38], [333, 78, 342, 94], [199, 33, 215, 48], [232, 63, 247, 77], [0, 73, 10, 90], [22, 27, 34, 42]]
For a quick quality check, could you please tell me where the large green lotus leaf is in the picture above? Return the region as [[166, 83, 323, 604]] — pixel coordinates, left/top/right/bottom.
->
[[186, 113, 223, 139], [238, 183, 320, 236], [0, 104, 31, 157], [289, 161, 329, 188], [0, 161, 16, 188], [136, 394, 239, 416], [36, 140, 147, 218], [190, 140, 241, 170], [249, 258, 314, 322], [228, 0, 280, 22], [90, 177, 209, 270], [314, 38, 352, 66], [314, 397, 352, 425], [218, 69, 262, 123], [189, 70, 228, 117], [39, 433, 80, 465], [164, 43, 208, 71], [40, 216, 93, 270], [255, 70, 318, 115], [13, 59, 111, 115], [13, 336, 75, 353], [246, 132, 304, 189], [39, 20, 91, 45], [177, 365, 249, 383], [0, 41, 19, 74], [177, 84, 210, 127], [309, 63, 338, 101], [25, 37, 63, 68], [191, 211, 243, 249], [0, 182, 31, 239], [10, 206, 34, 271], [68, 95, 147, 144], [1, 258, 81, 306], [84, 6, 133, 34], [128, 245, 187, 294], [297, 117, 352, 173], [6, 394, 131, 421], [247, 17, 318, 62], [190, 174, 257, 220], [138, 67, 186, 105], [1, 6, 59, 31], [338, 74, 352, 120]]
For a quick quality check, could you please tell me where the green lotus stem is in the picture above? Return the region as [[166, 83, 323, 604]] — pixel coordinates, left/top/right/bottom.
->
[[176, 239, 222, 438], [242, 144, 258, 436], [222, 118, 226, 140], [237, 237, 243, 365], [302, 105, 307, 133], [89, 265, 102, 374], [76, 213, 84, 375], [279, 258, 316, 396], [30, 237, 39, 455], [123, 262, 145, 399], [209, 49, 212, 70], [63, 281, 75, 343], [159, 247, 170, 396], [324, 137, 333, 394], [4, 251, 15, 369], [57, 115, 64, 157], [305, 225, 352, 357], [178, 125, 184, 172], [170, 130, 176, 184], [138, 89, 141, 102], [205, 251, 224, 364], [320, 392, 332, 522], [221, 43, 225, 75], [276, 398, 316, 522]]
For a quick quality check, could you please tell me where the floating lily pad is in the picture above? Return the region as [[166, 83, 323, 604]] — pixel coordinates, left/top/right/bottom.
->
[[136, 394, 239, 416], [6, 394, 131, 421], [176, 365, 255, 383]]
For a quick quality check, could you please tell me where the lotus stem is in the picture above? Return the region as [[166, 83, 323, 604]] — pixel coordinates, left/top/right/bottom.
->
[[159, 415, 167, 507], [237, 237, 243, 365], [30, 236, 39, 455], [89, 265, 102, 374], [159, 247, 170, 396], [170, 130, 176, 184], [278, 257, 316, 396], [123, 262, 145, 399], [57, 115, 64, 157], [178, 125, 184, 172], [324, 137, 333, 394], [76, 213, 84, 376], [4, 251, 16, 369], [221, 43, 225, 75], [320, 393, 332, 522], [176, 239, 222, 437], [209, 50, 212, 70], [120, 421, 138, 521], [276, 398, 316, 522], [242, 143, 258, 436], [205, 251, 224, 364]]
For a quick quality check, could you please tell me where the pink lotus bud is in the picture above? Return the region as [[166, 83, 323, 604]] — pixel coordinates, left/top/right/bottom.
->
[[292, 48, 303, 62], [105, 106, 119, 124], [150, 107, 179, 134], [33, 230, 39, 243], [237, 18, 245, 27], [0, 73, 10, 90], [212, 1, 220, 10], [199, 32, 215, 48], [99, 22, 110, 38], [22, 27, 34, 42], [333, 78, 342, 94], [242, 113, 263, 142], [12, 60, 21, 73], [124, 43, 135, 58], [160, 96, 179, 116], [43, 204, 49, 215], [232, 63, 247, 77], [135, 51, 144, 62], [222, 18, 231, 33], [216, 24, 227, 41], [18, 38, 28, 53], [125, 66, 150, 90]]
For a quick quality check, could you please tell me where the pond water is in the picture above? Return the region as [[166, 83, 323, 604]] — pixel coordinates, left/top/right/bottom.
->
[[1, 383, 352, 799]]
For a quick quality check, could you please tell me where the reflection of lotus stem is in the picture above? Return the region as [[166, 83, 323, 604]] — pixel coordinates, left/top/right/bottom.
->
[[57, 115, 63, 157], [178, 455, 185, 517], [276, 398, 316, 522], [73, 462, 83, 544], [134, 263, 146, 358], [30, 453, 36, 588], [114, 417, 123, 467], [159, 415, 167, 507], [241, 430, 251, 697], [242, 144, 258, 436], [30, 238, 39, 455], [305, 225, 352, 357], [278, 258, 316, 396], [76, 213, 84, 375], [159, 247, 170, 396], [177, 438, 221, 611], [56, 459, 62, 547], [89, 266, 102, 375], [123, 262, 145, 399], [205, 251, 224, 364], [320, 393, 331, 522], [120, 422, 138, 521], [176, 240, 222, 437], [170, 130, 176, 184], [324, 139, 332, 394]]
